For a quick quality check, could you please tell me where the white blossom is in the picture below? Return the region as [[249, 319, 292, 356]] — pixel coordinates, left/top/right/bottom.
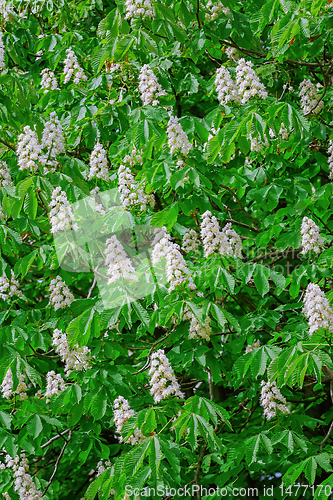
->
[[118, 163, 154, 212], [205, 0, 230, 21], [4, 452, 43, 499], [124, 0, 153, 20], [225, 46, 238, 61], [0, 0, 12, 21], [63, 47, 88, 85], [40, 68, 59, 93], [1, 369, 28, 400], [222, 223, 243, 258], [152, 229, 196, 292], [303, 283, 333, 336], [0, 31, 5, 70], [88, 142, 109, 181], [278, 122, 289, 141], [249, 134, 269, 153], [40, 112, 65, 174], [166, 115, 193, 156], [200, 211, 232, 257], [49, 186, 79, 233], [148, 349, 184, 403], [0, 270, 22, 301], [183, 308, 212, 341], [96, 459, 113, 477], [48, 275, 74, 310], [16, 125, 42, 173], [182, 229, 200, 254], [260, 380, 290, 420], [52, 328, 91, 376], [236, 58, 268, 104], [104, 235, 138, 284], [45, 370, 66, 403], [245, 339, 260, 354], [214, 66, 240, 105], [138, 64, 167, 106], [300, 216, 324, 254], [299, 79, 324, 115], [113, 396, 145, 445], [90, 186, 106, 216], [0, 161, 13, 187]]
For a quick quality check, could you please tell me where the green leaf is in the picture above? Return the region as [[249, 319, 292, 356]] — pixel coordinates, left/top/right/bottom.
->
[[253, 264, 269, 296]]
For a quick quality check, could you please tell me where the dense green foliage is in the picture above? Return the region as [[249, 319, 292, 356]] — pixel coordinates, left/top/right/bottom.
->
[[2, 0, 333, 499]]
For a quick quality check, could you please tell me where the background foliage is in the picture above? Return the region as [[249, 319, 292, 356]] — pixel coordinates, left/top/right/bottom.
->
[[2, 0, 333, 498]]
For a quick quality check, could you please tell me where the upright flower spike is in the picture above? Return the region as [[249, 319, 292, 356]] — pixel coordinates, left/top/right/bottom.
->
[[205, 0, 230, 21], [124, 0, 153, 20], [4, 452, 44, 499], [166, 115, 193, 156], [152, 229, 196, 292], [88, 142, 109, 181], [300, 216, 324, 254], [45, 370, 66, 403], [222, 223, 243, 258], [0, 161, 13, 187], [16, 125, 42, 173], [183, 308, 212, 341], [138, 64, 167, 106], [235, 58, 268, 104], [49, 187, 79, 233], [303, 283, 333, 336], [0, 270, 22, 301], [40, 68, 59, 93], [63, 47, 88, 84], [1, 369, 28, 400], [260, 381, 290, 420], [182, 229, 200, 254], [148, 349, 185, 403], [48, 275, 74, 310], [104, 235, 138, 284], [0, 30, 5, 70], [113, 396, 145, 445], [200, 211, 232, 257], [214, 66, 240, 105], [299, 79, 324, 115], [40, 112, 65, 174], [52, 328, 91, 376]]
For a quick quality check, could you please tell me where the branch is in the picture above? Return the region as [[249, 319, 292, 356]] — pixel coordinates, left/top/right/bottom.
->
[[41, 429, 71, 449], [43, 431, 72, 495], [194, 443, 207, 500], [196, 0, 201, 27], [225, 218, 260, 233], [221, 185, 259, 229], [0, 138, 16, 152], [131, 332, 173, 375]]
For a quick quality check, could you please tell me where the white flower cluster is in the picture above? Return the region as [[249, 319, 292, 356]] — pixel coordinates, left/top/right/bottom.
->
[[236, 59, 268, 104], [215, 59, 267, 105], [222, 223, 243, 258], [90, 186, 106, 216], [63, 48, 88, 85], [225, 46, 238, 61], [200, 211, 241, 258], [0, 270, 22, 301], [124, 146, 143, 167], [328, 140, 333, 180], [124, 0, 153, 20], [1, 369, 28, 400], [0, 31, 5, 70], [0, 0, 12, 21], [245, 339, 260, 354], [48, 275, 74, 310], [88, 142, 109, 181], [214, 66, 240, 105], [52, 328, 91, 376], [205, 0, 230, 20], [97, 459, 112, 477], [183, 309, 212, 341], [45, 370, 66, 403], [0, 161, 13, 187], [148, 349, 185, 403], [40, 68, 59, 93], [152, 229, 196, 292], [118, 161, 154, 212], [260, 381, 290, 420], [113, 396, 145, 445], [3, 452, 43, 499], [303, 283, 333, 336], [138, 64, 167, 106], [166, 115, 193, 156], [300, 216, 324, 254], [182, 229, 200, 254], [49, 186, 79, 233], [40, 112, 65, 174], [250, 134, 269, 153], [299, 79, 324, 115], [104, 235, 138, 285], [16, 125, 42, 173]]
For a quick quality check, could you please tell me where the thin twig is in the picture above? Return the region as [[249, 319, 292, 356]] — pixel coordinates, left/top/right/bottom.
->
[[43, 431, 72, 495], [131, 332, 173, 375], [194, 443, 207, 500], [41, 429, 71, 449], [0, 138, 16, 152]]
